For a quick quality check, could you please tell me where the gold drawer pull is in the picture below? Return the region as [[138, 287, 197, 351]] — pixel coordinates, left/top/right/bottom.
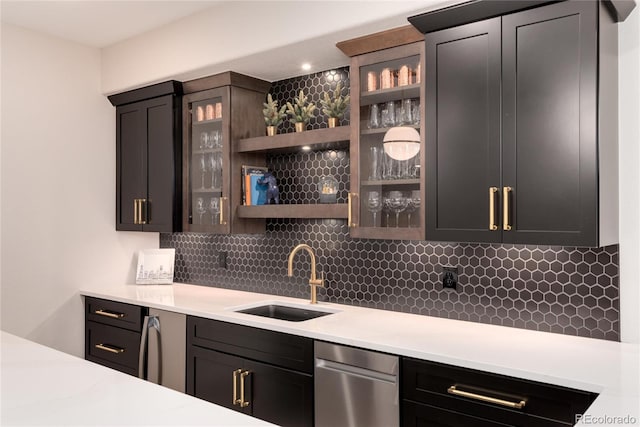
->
[[95, 343, 125, 354], [489, 187, 498, 231], [94, 309, 125, 319], [448, 385, 526, 409], [232, 369, 242, 405], [503, 186, 512, 231], [240, 370, 251, 407]]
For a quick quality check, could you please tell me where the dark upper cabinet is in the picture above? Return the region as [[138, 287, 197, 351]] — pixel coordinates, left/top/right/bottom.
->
[[109, 81, 182, 232], [424, 0, 618, 247]]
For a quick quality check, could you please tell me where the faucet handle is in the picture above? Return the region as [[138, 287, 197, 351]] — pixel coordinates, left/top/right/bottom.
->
[[310, 272, 324, 287]]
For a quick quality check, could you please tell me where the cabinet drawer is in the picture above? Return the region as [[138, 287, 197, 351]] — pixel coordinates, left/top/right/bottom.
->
[[85, 297, 144, 332], [403, 400, 517, 427], [86, 321, 141, 376], [187, 316, 313, 374], [403, 358, 596, 426]]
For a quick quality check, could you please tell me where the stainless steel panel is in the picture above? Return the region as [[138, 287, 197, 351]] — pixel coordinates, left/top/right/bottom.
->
[[148, 308, 186, 393], [315, 342, 399, 427]]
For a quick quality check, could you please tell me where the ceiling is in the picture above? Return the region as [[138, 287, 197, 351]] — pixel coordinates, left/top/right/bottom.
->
[[0, 0, 221, 48]]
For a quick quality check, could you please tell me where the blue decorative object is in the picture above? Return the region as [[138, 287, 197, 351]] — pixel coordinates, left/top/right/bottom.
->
[[258, 172, 280, 204]]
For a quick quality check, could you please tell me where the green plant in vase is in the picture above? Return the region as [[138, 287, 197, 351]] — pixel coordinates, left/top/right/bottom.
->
[[286, 90, 316, 132], [320, 82, 350, 128], [263, 94, 287, 136]]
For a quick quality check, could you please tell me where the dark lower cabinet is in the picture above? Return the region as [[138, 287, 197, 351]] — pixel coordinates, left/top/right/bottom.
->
[[186, 316, 314, 427], [402, 358, 597, 427], [425, 0, 618, 247]]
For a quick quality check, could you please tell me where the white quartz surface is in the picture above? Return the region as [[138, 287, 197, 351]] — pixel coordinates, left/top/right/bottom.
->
[[0, 331, 275, 426], [81, 283, 640, 426]]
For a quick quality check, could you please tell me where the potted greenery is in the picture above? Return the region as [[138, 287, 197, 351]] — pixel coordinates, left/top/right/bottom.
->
[[286, 90, 316, 132], [320, 82, 350, 128], [262, 94, 287, 136]]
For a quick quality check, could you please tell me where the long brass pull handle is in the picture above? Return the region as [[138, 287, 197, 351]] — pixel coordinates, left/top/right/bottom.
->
[[220, 197, 227, 225], [134, 199, 139, 225], [240, 370, 250, 407], [232, 369, 242, 405], [95, 343, 125, 354], [140, 199, 147, 225], [503, 186, 512, 231], [489, 187, 498, 231], [347, 193, 352, 227], [448, 386, 526, 409], [94, 309, 125, 319]]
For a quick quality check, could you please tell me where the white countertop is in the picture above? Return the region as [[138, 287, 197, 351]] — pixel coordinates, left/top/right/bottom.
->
[[81, 283, 640, 426], [0, 331, 275, 426]]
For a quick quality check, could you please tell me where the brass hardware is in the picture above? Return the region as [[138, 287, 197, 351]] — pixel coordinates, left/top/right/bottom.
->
[[287, 244, 324, 304], [95, 343, 125, 354], [133, 199, 139, 225], [448, 386, 526, 409], [489, 187, 498, 231], [140, 199, 147, 225], [220, 197, 227, 225], [95, 309, 125, 319], [503, 186, 512, 231], [232, 369, 242, 405], [347, 193, 357, 227], [240, 370, 250, 407]]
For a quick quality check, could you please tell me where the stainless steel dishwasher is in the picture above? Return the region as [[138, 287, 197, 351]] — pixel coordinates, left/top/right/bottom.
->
[[315, 341, 399, 427]]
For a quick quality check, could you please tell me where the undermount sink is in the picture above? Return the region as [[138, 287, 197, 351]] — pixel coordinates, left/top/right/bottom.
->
[[236, 304, 334, 322]]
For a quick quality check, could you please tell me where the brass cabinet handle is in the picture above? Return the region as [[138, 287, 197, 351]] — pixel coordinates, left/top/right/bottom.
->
[[94, 309, 125, 319], [348, 193, 357, 227], [489, 187, 498, 231], [133, 199, 139, 225], [95, 343, 125, 354], [239, 370, 251, 407], [503, 186, 512, 231], [232, 369, 242, 405], [448, 385, 526, 409], [220, 197, 227, 225], [140, 199, 147, 225]]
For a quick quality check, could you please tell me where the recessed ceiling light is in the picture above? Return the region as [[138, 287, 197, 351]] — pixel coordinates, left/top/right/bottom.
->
[[301, 63, 312, 71], [302, 145, 311, 151]]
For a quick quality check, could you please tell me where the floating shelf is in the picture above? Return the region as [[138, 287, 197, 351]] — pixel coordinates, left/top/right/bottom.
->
[[237, 126, 351, 154], [360, 84, 420, 106], [237, 203, 348, 219]]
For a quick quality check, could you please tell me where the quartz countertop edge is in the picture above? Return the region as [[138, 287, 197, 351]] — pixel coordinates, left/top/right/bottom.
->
[[81, 283, 640, 426]]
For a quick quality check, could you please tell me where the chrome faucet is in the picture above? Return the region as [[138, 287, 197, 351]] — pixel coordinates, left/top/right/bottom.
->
[[287, 244, 324, 304]]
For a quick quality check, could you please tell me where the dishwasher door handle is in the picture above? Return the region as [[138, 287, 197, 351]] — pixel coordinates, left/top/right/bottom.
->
[[315, 358, 397, 384]]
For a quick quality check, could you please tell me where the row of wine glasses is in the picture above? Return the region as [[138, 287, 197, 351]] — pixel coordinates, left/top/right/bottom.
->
[[366, 190, 421, 227], [199, 130, 223, 150], [197, 152, 223, 189], [369, 146, 419, 181], [194, 197, 220, 225], [368, 99, 420, 129]]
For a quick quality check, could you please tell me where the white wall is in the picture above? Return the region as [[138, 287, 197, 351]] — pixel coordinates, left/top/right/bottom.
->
[[0, 24, 158, 357], [618, 8, 640, 344]]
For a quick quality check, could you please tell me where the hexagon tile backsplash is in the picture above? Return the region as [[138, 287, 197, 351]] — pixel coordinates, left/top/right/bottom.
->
[[161, 67, 619, 341]]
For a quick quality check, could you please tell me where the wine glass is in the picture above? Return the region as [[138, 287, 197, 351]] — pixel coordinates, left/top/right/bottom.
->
[[366, 191, 383, 227], [382, 193, 392, 227], [387, 190, 408, 227], [208, 197, 220, 224], [195, 197, 207, 225], [405, 190, 421, 227], [199, 155, 207, 189], [208, 154, 217, 189]]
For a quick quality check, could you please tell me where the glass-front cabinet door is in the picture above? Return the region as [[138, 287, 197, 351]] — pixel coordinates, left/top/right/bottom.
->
[[183, 87, 230, 233], [349, 42, 425, 240]]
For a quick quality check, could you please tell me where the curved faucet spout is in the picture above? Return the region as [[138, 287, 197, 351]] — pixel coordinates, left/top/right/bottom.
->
[[287, 244, 324, 304]]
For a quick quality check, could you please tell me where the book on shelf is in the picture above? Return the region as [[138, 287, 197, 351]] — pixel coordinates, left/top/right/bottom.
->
[[241, 165, 268, 206]]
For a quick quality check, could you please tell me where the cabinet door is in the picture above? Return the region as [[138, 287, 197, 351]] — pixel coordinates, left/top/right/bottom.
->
[[425, 18, 502, 243], [116, 103, 146, 231], [145, 95, 180, 232], [350, 42, 425, 240], [502, 1, 597, 246], [186, 346, 249, 414], [245, 359, 313, 427]]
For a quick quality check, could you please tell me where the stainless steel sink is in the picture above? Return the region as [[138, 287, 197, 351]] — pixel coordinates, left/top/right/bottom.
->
[[236, 304, 334, 322]]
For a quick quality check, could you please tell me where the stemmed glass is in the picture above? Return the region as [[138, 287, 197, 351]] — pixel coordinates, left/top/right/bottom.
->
[[208, 154, 217, 189], [366, 191, 383, 227], [387, 191, 408, 227], [208, 197, 220, 224], [199, 155, 207, 189], [382, 193, 392, 227], [405, 190, 421, 227], [195, 197, 207, 225]]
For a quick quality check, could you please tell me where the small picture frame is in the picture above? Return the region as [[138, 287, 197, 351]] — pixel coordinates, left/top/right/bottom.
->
[[136, 249, 176, 285]]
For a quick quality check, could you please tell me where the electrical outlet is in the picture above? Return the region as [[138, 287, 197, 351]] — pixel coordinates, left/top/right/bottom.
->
[[218, 251, 227, 269], [442, 266, 458, 290]]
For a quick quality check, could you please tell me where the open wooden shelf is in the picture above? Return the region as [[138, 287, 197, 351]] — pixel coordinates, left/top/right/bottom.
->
[[359, 84, 420, 106], [237, 126, 351, 154], [237, 203, 348, 219]]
